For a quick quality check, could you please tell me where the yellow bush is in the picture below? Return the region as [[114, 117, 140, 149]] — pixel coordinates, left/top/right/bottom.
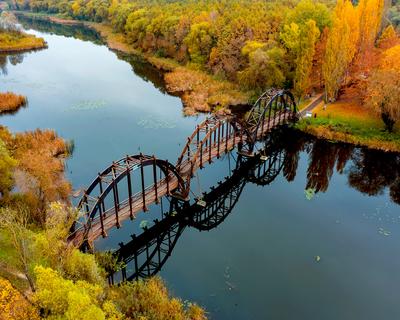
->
[[33, 265, 112, 319], [108, 277, 207, 320]]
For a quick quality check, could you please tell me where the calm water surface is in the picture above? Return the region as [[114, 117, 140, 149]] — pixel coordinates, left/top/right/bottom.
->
[[1, 19, 400, 320]]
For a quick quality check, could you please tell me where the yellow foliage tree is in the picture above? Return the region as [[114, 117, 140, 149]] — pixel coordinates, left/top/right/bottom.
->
[[358, 0, 385, 53], [33, 265, 118, 320], [380, 44, 400, 72], [377, 25, 398, 48], [282, 19, 320, 99], [323, 0, 360, 101]]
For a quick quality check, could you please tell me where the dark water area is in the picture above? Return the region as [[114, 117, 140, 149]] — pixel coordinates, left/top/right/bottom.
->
[[1, 18, 400, 320]]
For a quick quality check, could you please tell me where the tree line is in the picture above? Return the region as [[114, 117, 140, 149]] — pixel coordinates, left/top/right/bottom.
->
[[8, 0, 400, 125]]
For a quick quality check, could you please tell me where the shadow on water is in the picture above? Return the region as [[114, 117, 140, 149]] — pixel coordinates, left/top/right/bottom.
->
[[104, 128, 400, 284], [15, 14, 168, 93]]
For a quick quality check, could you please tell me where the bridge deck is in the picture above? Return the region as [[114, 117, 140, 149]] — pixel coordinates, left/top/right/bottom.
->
[[70, 111, 292, 246]]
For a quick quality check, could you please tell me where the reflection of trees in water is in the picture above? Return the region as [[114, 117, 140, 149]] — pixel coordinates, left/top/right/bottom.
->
[[0, 54, 7, 75], [16, 14, 169, 93], [9, 53, 24, 65], [0, 53, 25, 75], [301, 135, 400, 205], [107, 130, 400, 283], [306, 141, 353, 193], [115, 51, 167, 94], [282, 132, 307, 182], [348, 149, 400, 204], [390, 180, 400, 204], [16, 14, 102, 44]]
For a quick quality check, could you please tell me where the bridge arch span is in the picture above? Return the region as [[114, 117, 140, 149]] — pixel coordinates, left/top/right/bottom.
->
[[244, 89, 297, 152], [70, 154, 185, 244], [70, 89, 299, 246]]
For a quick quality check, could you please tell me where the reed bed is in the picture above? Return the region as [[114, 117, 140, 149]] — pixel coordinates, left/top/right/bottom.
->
[[0, 92, 27, 114]]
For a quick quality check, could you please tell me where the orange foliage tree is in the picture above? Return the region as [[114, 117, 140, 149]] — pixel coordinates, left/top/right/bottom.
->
[[0, 277, 39, 320], [7, 129, 72, 225], [365, 44, 400, 131]]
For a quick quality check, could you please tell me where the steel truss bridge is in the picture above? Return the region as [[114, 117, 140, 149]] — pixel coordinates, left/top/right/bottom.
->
[[68, 89, 297, 246], [107, 131, 288, 283]]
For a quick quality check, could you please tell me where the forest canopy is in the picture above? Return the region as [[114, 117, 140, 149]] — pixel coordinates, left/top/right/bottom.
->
[[8, 0, 397, 102]]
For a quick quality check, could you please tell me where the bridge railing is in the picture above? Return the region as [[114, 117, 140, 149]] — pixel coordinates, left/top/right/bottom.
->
[[70, 89, 298, 246]]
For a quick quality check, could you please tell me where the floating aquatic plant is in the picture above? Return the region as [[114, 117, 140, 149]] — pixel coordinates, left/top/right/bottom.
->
[[378, 227, 391, 236], [137, 116, 177, 129], [139, 220, 149, 229], [304, 188, 316, 201], [70, 99, 107, 111]]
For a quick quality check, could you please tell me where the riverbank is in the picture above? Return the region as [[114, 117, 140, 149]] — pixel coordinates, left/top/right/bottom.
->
[[10, 12, 400, 153], [14, 11, 251, 115], [296, 98, 400, 153]]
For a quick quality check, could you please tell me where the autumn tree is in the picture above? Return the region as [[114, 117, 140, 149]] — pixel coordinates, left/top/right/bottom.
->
[[358, 0, 385, 54], [0, 278, 40, 320], [209, 17, 253, 80], [108, 0, 136, 32], [365, 70, 400, 131], [11, 129, 72, 225], [377, 24, 399, 48], [33, 265, 120, 320], [323, 0, 360, 101], [285, 0, 331, 32], [281, 19, 320, 100], [380, 43, 400, 71], [238, 41, 286, 91], [184, 20, 215, 66]]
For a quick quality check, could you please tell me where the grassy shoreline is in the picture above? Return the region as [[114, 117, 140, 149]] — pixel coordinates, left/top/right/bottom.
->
[[296, 100, 400, 153]]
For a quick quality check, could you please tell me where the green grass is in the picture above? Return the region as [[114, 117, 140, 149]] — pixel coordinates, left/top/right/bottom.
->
[[296, 116, 400, 152]]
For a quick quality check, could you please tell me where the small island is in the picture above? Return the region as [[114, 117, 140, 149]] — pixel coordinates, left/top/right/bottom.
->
[[0, 11, 43, 116], [0, 11, 46, 53], [0, 92, 27, 114]]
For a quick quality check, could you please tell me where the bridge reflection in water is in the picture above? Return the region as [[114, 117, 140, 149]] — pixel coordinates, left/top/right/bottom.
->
[[107, 129, 288, 284], [105, 129, 400, 284], [69, 89, 298, 245]]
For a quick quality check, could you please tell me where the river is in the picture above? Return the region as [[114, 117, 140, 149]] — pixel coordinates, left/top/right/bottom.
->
[[1, 17, 400, 320]]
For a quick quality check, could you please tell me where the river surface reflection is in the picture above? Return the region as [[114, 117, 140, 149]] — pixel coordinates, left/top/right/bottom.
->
[[1, 17, 400, 320]]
